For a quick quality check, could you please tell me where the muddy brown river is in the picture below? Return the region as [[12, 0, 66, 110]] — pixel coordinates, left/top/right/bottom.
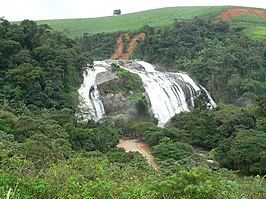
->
[[117, 139, 159, 169]]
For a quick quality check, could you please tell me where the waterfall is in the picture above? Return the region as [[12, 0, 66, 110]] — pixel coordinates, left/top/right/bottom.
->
[[119, 61, 202, 127], [200, 85, 217, 109], [77, 66, 107, 122], [77, 60, 216, 127]]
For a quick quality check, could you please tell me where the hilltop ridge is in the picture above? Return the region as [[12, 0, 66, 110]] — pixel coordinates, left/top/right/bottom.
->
[[34, 6, 266, 39], [36, 6, 228, 38]]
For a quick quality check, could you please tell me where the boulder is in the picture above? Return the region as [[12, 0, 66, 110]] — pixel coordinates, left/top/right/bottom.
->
[[100, 91, 131, 114]]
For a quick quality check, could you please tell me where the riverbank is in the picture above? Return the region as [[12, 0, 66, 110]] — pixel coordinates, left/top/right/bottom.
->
[[117, 139, 159, 169]]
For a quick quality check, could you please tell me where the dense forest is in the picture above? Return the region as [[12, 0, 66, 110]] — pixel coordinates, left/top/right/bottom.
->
[[0, 14, 266, 198]]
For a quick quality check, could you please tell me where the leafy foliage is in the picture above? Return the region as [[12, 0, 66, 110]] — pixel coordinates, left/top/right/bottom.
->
[[0, 19, 82, 111], [215, 129, 266, 175], [69, 119, 120, 152], [110, 64, 145, 97], [77, 32, 118, 60], [168, 103, 266, 175], [151, 137, 194, 164]]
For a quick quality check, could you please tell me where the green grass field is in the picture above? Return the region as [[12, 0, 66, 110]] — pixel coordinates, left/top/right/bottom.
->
[[246, 26, 266, 39], [36, 6, 228, 38], [231, 15, 266, 39]]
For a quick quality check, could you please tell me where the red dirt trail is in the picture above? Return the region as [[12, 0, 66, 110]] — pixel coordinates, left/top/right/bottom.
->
[[111, 33, 145, 60]]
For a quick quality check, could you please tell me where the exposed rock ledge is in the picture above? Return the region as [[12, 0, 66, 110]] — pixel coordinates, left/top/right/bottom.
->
[[100, 91, 132, 114], [95, 68, 133, 116], [96, 69, 118, 85]]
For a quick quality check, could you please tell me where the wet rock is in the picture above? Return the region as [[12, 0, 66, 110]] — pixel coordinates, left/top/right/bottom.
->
[[96, 70, 118, 85], [100, 91, 131, 114], [207, 158, 220, 171]]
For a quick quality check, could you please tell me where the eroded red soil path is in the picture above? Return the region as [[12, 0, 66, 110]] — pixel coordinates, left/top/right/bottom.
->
[[218, 8, 266, 22], [111, 33, 145, 60]]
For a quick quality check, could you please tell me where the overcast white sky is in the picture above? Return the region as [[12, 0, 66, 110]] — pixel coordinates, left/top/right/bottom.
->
[[1, 0, 266, 21]]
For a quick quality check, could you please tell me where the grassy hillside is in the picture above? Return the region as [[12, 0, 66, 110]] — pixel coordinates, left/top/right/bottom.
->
[[233, 16, 266, 39], [217, 7, 266, 40], [36, 6, 228, 38]]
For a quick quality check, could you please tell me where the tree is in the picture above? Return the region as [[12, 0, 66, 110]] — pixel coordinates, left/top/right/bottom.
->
[[20, 19, 38, 49], [69, 119, 120, 152], [76, 52, 94, 71], [113, 9, 121, 16], [136, 96, 149, 117], [215, 129, 266, 175], [151, 137, 194, 163], [256, 95, 266, 117], [8, 63, 42, 88], [0, 39, 21, 59], [194, 89, 210, 110]]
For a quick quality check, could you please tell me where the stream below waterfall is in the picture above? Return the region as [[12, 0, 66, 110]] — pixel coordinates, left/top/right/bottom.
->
[[117, 139, 159, 169]]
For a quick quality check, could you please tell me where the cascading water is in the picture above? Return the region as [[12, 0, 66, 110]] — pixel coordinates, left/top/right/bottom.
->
[[119, 61, 202, 127], [77, 65, 107, 122], [199, 85, 217, 109], [77, 60, 216, 126]]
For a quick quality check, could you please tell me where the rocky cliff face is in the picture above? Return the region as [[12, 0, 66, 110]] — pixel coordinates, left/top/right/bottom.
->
[[100, 91, 132, 114], [95, 68, 135, 117]]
